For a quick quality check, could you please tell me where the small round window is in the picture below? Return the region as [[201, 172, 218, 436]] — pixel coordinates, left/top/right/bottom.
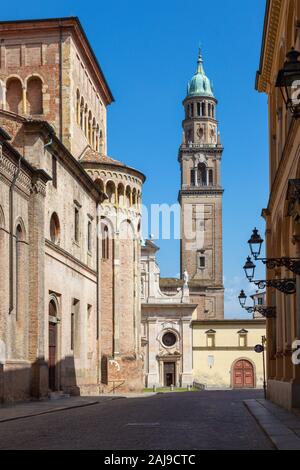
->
[[162, 332, 177, 348]]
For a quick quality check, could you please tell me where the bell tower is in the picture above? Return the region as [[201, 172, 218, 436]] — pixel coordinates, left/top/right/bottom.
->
[[179, 49, 224, 319]]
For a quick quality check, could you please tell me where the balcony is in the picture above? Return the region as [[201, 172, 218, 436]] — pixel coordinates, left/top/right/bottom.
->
[[181, 142, 221, 150]]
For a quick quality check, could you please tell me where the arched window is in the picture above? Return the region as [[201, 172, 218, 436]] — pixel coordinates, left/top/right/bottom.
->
[[74, 207, 80, 243], [126, 186, 131, 207], [186, 104, 190, 118], [211, 105, 215, 118], [191, 168, 196, 186], [197, 102, 201, 116], [80, 98, 84, 129], [95, 178, 104, 193], [201, 102, 206, 117], [101, 225, 109, 259], [132, 188, 137, 206], [7, 78, 23, 114], [27, 77, 43, 115], [50, 212, 60, 244], [106, 181, 116, 204], [87, 220, 92, 252], [49, 299, 58, 318], [15, 223, 25, 320], [190, 103, 194, 118], [92, 117, 96, 148], [88, 111, 92, 144], [84, 105, 88, 138], [99, 130, 104, 154], [96, 124, 100, 151], [198, 163, 207, 186], [208, 103, 211, 117], [117, 183, 125, 206], [76, 90, 80, 125]]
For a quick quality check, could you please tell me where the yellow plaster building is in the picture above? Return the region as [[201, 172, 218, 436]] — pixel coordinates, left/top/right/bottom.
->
[[193, 320, 266, 389]]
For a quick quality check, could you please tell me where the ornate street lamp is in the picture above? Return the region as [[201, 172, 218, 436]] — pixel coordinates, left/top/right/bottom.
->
[[248, 228, 263, 259], [276, 48, 300, 119], [242, 228, 298, 294], [247, 227, 300, 276], [253, 278, 296, 295], [238, 290, 247, 308], [238, 290, 276, 319], [243, 257, 256, 282]]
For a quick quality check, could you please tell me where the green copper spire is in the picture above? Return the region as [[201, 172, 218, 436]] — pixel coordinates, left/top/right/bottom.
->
[[196, 46, 205, 74], [187, 47, 214, 98]]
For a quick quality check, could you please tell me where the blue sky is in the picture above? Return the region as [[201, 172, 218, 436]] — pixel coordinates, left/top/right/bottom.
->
[[1, 0, 269, 317]]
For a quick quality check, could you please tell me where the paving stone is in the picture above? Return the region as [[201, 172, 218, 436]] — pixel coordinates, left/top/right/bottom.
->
[[0, 390, 273, 450], [244, 399, 300, 450]]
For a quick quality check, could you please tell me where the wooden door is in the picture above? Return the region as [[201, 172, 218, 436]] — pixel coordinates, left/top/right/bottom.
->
[[49, 322, 57, 391], [164, 362, 175, 387], [233, 360, 254, 388]]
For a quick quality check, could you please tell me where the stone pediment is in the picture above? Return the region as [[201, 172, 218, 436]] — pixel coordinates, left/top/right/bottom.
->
[[157, 350, 181, 359]]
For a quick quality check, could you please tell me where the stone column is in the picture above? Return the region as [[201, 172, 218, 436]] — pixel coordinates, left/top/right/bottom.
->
[[85, 112, 88, 138], [147, 319, 158, 387], [22, 87, 27, 115], [194, 168, 198, 187], [181, 318, 193, 386], [2, 85, 6, 111], [216, 159, 221, 186], [115, 186, 118, 208], [29, 171, 51, 399], [89, 119, 92, 145]]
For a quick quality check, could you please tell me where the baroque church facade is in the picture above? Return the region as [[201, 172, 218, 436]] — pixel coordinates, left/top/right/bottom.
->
[[141, 52, 266, 389]]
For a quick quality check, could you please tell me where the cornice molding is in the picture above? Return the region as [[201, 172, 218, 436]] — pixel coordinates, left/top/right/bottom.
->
[[180, 188, 224, 197], [192, 347, 259, 351], [0, 150, 32, 196], [256, 0, 283, 93]]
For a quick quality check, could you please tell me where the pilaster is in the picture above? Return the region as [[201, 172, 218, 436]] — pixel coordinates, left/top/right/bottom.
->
[[28, 170, 51, 399]]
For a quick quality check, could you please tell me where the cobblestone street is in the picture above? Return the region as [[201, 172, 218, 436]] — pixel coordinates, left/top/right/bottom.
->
[[0, 390, 274, 450]]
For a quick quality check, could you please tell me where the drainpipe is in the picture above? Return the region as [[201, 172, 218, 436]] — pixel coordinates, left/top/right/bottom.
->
[[44, 138, 53, 152], [59, 23, 63, 142], [9, 152, 21, 313], [96, 192, 108, 387], [96, 204, 100, 341], [96, 203, 100, 388]]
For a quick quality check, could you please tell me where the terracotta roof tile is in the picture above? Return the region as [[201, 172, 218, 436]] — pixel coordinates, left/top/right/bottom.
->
[[80, 147, 124, 166]]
